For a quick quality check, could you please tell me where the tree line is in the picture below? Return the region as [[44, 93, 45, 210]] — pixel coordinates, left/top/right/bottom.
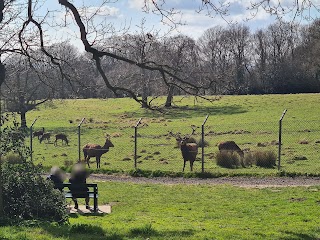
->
[[2, 19, 320, 113]]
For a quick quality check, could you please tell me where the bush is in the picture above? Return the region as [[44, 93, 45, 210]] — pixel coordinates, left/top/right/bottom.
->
[[197, 138, 209, 147], [1, 153, 24, 164], [243, 152, 255, 167], [252, 151, 277, 168], [2, 161, 68, 222], [215, 151, 241, 168]]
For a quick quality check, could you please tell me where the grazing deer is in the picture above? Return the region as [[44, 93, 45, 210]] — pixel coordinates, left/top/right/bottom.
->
[[218, 141, 244, 158], [83, 136, 114, 168], [39, 132, 51, 143], [171, 127, 198, 172], [54, 133, 69, 146], [33, 127, 44, 139]]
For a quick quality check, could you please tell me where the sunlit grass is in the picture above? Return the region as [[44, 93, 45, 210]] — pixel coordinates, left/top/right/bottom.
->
[[1, 182, 320, 239], [11, 93, 319, 175]]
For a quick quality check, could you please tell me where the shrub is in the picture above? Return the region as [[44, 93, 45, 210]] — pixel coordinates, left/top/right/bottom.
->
[[215, 151, 241, 168], [242, 152, 255, 167], [1, 153, 24, 164], [197, 138, 209, 147], [252, 151, 277, 168], [2, 161, 68, 222]]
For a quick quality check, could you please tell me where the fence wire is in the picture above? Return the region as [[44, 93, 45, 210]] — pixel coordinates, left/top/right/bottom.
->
[[30, 115, 320, 175]]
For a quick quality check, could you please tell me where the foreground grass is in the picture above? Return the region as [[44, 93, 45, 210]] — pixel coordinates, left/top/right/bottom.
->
[[1, 182, 320, 240], [9, 94, 320, 175]]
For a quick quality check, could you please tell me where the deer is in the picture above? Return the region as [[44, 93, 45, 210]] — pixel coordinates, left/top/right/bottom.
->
[[54, 133, 69, 146], [170, 127, 198, 172], [83, 135, 114, 168], [218, 141, 244, 158], [39, 132, 51, 143], [33, 127, 44, 139]]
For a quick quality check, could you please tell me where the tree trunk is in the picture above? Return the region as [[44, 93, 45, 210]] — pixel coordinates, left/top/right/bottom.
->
[[0, 158, 3, 218], [0, 0, 5, 217], [141, 69, 148, 108], [165, 85, 174, 108], [20, 111, 27, 128]]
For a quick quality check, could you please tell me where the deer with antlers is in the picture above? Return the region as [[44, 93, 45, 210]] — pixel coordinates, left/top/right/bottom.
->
[[170, 127, 198, 172], [83, 135, 114, 168]]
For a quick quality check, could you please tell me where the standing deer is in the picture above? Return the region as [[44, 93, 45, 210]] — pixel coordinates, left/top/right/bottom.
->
[[39, 132, 51, 143], [83, 136, 114, 168], [218, 141, 244, 158], [54, 133, 69, 146], [171, 127, 198, 172], [33, 127, 44, 139]]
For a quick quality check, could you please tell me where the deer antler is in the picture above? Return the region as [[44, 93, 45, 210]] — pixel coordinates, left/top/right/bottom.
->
[[169, 130, 181, 140]]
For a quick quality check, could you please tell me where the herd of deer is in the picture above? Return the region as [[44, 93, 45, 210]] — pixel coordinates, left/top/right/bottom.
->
[[33, 128, 69, 146], [33, 127, 244, 171]]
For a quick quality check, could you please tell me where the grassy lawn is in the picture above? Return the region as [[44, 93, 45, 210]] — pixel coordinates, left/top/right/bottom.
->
[[6, 93, 319, 175], [1, 181, 320, 240]]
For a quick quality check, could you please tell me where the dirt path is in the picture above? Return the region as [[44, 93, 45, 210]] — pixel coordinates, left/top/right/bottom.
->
[[89, 174, 320, 188]]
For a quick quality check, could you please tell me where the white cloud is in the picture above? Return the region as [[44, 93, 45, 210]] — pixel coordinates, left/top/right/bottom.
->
[[128, 0, 146, 10], [78, 6, 121, 18]]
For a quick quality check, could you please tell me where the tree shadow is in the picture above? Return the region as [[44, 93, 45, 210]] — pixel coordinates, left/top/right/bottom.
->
[[40, 223, 195, 240], [278, 230, 320, 240], [127, 105, 247, 119]]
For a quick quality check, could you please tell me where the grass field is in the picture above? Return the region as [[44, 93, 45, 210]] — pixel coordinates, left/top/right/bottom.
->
[[1, 182, 320, 240], [7, 93, 320, 175]]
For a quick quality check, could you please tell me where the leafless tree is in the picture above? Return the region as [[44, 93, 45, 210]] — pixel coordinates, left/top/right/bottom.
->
[[1, 55, 51, 127]]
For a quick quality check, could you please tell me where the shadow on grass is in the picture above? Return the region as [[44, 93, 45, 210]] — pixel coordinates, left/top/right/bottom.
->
[[279, 230, 320, 240], [127, 105, 247, 119], [40, 222, 194, 240]]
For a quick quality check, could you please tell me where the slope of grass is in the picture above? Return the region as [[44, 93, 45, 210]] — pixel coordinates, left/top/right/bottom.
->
[[10, 94, 320, 175], [1, 182, 320, 240]]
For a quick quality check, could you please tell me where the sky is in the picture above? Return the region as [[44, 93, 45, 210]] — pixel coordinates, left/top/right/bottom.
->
[[14, 0, 320, 51]]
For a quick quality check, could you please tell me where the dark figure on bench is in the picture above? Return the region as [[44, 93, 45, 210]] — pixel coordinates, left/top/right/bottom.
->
[[47, 166, 65, 191], [69, 164, 90, 210]]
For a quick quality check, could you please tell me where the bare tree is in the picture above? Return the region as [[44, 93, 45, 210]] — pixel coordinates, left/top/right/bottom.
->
[[1, 55, 50, 127]]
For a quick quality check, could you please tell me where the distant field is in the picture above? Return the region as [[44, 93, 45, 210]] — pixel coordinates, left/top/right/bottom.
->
[[16, 94, 320, 175], [1, 182, 320, 240]]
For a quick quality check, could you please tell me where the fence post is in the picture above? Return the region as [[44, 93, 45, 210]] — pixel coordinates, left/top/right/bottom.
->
[[134, 118, 142, 169], [278, 109, 287, 170], [30, 117, 39, 162], [78, 118, 85, 162], [201, 115, 209, 173]]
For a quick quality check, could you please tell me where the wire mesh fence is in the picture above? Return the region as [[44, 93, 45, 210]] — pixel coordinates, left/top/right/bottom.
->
[[28, 112, 320, 175]]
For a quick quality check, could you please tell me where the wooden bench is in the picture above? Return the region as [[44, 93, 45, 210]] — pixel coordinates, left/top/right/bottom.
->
[[58, 183, 98, 212]]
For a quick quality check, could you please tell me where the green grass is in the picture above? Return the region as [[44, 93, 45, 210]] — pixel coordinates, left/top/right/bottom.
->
[[1, 181, 320, 239], [8, 94, 320, 175]]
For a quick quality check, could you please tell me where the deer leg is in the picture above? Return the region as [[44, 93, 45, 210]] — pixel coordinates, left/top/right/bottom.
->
[[96, 157, 100, 168], [190, 161, 193, 172], [183, 160, 186, 172], [86, 156, 91, 168]]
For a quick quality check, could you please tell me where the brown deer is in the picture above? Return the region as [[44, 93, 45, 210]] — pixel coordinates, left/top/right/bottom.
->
[[171, 127, 198, 172], [218, 141, 244, 158], [39, 132, 51, 143], [33, 127, 44, 139], [54, 133, 69, 146], [83, 136, 114, 168]]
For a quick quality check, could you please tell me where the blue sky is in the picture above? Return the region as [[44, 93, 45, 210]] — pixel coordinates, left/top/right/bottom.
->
[[34, 0, 320, 50]]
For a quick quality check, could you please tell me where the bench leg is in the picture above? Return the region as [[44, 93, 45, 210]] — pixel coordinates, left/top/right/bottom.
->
[[94, 191, 98, 212]]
